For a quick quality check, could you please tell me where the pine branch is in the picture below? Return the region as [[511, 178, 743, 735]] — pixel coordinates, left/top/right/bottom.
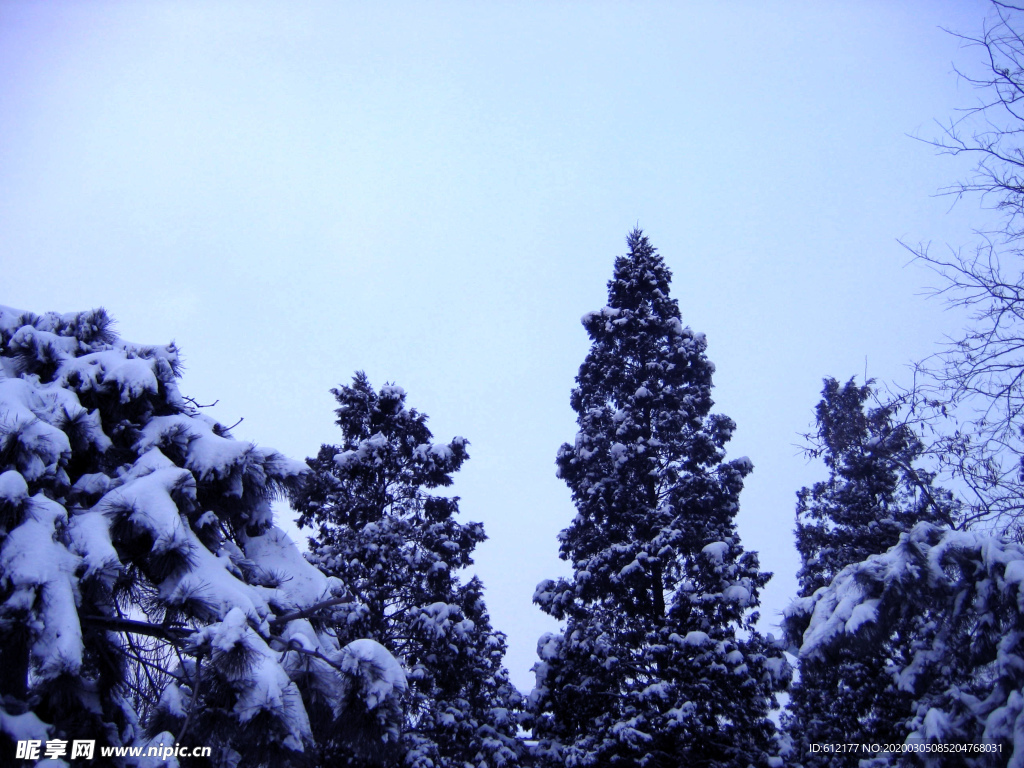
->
[[269, 594, 354, 626], [82, 614, 193, 643], [177, 652, 202, 744]]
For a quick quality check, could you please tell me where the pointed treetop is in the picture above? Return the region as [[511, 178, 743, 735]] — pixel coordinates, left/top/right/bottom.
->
[[626, 225, 648, 252], [604, 227, 675, 314], [575, 229, 713, 428]]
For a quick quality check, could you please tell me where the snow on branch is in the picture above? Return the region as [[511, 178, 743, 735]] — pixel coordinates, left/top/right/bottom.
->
[[786, 521, 1024, 755]]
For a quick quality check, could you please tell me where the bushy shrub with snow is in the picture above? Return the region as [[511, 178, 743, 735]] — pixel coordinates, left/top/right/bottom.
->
[[0, 306, 404, 767]]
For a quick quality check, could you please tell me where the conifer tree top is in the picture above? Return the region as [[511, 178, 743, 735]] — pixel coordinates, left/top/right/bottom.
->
[[566, 229, 721, 496], [290, 372, 524, 768], [793, 377, 958, 598], [582, 228, 686, 337], [603, 228, 674, 310]]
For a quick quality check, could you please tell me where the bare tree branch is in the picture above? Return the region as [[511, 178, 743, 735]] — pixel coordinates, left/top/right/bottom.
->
[[899, 3, 1024, 532], [269, 594, 355, 626]]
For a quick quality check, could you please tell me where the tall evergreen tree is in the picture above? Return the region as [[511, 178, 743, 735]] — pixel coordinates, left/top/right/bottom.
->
[[794, 378, 956, 598], [784, 379, 958, 767], [529, 230, 790, 767], [291, 373, 523, 768], [0, 306, 406, 767]]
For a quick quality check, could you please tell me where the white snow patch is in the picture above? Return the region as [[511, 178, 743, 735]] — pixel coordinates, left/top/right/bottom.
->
[[244, 526, 341, 612], [702, 541, 729, 563], [339, 638, 407, 709]]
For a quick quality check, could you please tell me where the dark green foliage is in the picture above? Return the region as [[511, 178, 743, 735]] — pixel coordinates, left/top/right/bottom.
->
[[530, 230, 789, 767], [291, 373, 523, 768], [0, 306, 403, 767], [784, 378, 959, 767], [795, 378, 956, 598]]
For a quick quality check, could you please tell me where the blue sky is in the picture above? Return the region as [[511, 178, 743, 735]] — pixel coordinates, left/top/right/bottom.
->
[[1, 0, 993, 690]]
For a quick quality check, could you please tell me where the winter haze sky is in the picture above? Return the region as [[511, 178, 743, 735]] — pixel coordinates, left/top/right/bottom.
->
[[1, 0, 994, 691]]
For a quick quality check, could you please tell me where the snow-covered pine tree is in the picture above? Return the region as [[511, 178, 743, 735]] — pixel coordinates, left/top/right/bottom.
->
[[784, 378, 958, 767], [794, 378, 956, 596], [786, 522, 1023, 766], [290, 373, 523, 768], [0, 306, 405, 767], [530, 230, 790, 767]]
